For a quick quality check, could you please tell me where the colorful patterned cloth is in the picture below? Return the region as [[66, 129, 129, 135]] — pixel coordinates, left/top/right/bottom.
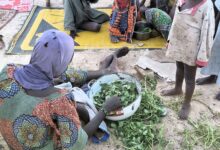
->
[[0, 64, 88, 150], [145, 8, 172, 40], [109, 0, 137, 43]]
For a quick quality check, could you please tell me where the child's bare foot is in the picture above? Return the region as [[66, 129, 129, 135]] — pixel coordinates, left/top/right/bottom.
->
[[196, 75, 217, 85], [161, 88, 183, 96], [178, 103, 191, 120], [113, 47, 129, 58], [215, 92, 220, 101]]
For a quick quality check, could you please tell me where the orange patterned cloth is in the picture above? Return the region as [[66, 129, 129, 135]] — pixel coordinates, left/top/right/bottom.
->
[[109, 0, 137, 43]]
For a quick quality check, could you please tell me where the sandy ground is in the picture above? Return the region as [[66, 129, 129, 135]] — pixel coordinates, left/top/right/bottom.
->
[[0, 0, 220, 150]]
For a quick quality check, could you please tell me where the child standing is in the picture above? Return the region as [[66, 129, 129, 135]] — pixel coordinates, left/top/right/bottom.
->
[[197, 0, 220, 100], [162, 0, 215, 119]]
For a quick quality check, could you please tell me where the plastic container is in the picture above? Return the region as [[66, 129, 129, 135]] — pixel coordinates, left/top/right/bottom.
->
[[151, 29, 161, 38], [133, 21, 152, 41], [88, 73, 142, 121]]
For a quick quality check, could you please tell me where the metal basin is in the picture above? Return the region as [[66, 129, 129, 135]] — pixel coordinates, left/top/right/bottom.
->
[[133, 21, 152, 41]]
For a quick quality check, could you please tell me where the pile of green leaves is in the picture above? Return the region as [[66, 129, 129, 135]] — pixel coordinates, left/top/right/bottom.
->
[[183, 120, 220, 150], [109, 76, 166, 150], [94, 81, 138, 109]]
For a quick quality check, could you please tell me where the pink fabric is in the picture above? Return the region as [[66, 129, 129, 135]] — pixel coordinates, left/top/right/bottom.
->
[[0, 0, 33, 12], [191, 0, 207, 15], [196, 60, 208, 68], [179, 0, 207, 16]]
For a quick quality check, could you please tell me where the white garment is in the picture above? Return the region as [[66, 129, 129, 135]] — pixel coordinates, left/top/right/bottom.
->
[[215, 0, 220, 11], [166, 0, 215, 66], [55, 83, 109, 138]]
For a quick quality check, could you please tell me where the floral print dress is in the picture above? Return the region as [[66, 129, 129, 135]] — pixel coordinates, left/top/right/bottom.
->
[[0, 64, 88, 150]]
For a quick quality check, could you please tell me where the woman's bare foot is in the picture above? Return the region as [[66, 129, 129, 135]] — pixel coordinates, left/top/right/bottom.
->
[[99, 55, 114, 69], [99, 47, 129, 69], [161, 88, 183, 96], [196, 75, 217, 85], [113, 47, 129, 58], [215, 92, 220, 101], [107, 55, 119, 73], [178, 103, 191, 120], [110, 35, 119, 43]]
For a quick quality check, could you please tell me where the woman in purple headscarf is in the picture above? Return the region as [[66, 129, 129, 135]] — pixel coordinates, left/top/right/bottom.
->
[[0, 30, 129, 150]]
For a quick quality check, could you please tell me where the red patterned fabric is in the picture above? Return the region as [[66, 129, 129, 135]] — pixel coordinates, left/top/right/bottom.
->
[[0, 120, 23, 150], [116, 0, 129, 9], [109, 0, 137, 43], [32, 97, 81, 137], [7, 65, 16, 79]]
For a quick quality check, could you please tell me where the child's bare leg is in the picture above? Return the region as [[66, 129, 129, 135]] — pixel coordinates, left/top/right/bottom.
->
[[196, 75, 217, 85], [161, 61, 184, 96], [179, 64, 197, 120]]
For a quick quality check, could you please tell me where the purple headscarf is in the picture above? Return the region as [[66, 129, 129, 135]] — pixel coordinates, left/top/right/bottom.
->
[[14, 30, 74, 90]]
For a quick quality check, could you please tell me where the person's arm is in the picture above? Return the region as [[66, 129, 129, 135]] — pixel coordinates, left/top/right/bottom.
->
[[83, 96, 121, 137], [196, 5, 215, 67], [86, 69, 114, 81], [169, 0, 177, 19], [54, 67, 115, 87]]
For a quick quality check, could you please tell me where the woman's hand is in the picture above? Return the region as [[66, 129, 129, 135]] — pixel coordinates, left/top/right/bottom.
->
[[102, 96, 122, 113]]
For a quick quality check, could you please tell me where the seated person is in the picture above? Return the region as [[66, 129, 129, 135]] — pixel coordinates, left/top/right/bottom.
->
[[64, 0, 109, 38], [109, 0, 141, 43], [0, 30, 130, 149], [109, 0, 172, 43], [141, 8, 172, 40], [196, 0, 220, 100]]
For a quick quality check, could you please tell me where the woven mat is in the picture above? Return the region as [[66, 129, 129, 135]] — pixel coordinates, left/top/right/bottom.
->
[[7, 6, 166, 54], [0, 9, 16, 30]]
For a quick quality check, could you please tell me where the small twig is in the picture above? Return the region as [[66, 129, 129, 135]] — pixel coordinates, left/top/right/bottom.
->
[[193, 99, 215, 115]]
